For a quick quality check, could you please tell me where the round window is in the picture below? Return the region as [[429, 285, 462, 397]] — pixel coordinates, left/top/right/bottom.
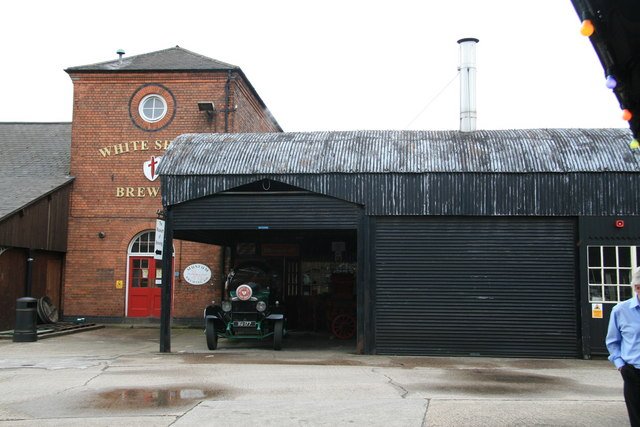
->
[[138, 94, 167, 123]]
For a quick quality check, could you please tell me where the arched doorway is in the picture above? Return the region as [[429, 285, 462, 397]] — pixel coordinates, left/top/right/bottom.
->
[[126, 230, 164, 317]]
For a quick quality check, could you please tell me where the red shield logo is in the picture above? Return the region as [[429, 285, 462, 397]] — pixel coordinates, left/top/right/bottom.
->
[[143, 156, 163, 181], [236, 284, 253, 301]]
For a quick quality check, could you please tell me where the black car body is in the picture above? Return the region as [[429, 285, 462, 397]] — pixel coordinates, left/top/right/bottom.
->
[[204, 262, 285, 350]]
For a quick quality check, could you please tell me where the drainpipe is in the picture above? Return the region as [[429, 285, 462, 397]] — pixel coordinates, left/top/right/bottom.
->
[[458, 38, 479, 132], [25, 250, 34, 297], [224, 71, 231, 133]]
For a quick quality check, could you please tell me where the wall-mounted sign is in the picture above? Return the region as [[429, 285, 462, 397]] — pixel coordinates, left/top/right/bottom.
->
[[183, 263, 212, 285], [154, 220, 164, 260], [96, 139, 173, 198], [592, 303, 603, 319], [143, 156, 163, 181]]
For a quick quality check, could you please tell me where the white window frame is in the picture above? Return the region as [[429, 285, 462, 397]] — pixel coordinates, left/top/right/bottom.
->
[[587, 245, 637, 304], [128, 230, 156, 256], [138, 94, 167, 123]]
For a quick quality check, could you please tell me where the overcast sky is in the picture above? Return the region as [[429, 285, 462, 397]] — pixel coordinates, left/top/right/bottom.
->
[[0, 0, 627, 133]]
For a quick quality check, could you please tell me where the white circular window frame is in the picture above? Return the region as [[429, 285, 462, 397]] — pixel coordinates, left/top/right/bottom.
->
[[138, 94, 168, 123]]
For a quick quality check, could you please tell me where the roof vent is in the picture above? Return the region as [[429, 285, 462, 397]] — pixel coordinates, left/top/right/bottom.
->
[[457, 38, 479, 132], [116, 49, 125, 61]]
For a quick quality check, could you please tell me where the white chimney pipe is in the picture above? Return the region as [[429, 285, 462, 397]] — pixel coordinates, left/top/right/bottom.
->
[[457, 38, 479, 132]]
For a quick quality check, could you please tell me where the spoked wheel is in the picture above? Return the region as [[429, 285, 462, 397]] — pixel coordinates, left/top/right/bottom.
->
[[331, 314, 356, 340], [205, 318, 218, 350], [273, 319, 283, 351]]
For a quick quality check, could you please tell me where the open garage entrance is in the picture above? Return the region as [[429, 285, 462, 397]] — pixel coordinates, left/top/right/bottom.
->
[[219, 230, 357, 339], [167, 182, 364, 351]]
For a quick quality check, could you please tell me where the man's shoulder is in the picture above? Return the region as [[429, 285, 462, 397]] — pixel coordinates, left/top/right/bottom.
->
[[612, 297, 638, 312]]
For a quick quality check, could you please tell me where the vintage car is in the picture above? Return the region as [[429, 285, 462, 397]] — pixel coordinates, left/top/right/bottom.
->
[[204, 262, 285, 350]]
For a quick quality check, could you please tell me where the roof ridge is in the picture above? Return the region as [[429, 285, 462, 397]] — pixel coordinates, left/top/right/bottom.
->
[[65, 46, 177, 70], [170, 46, 238, 69], [65, 46, 238, 71]]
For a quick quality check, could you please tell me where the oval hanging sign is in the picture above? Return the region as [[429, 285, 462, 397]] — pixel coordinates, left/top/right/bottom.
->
[[183, 263, 212, 285]]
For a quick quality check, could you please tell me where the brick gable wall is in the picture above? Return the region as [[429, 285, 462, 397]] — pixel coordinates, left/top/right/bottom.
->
[[64, 70, 279, 320]]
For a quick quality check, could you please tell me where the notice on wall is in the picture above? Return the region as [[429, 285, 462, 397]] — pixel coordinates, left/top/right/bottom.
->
[[183, 264, 212, 285], [592, 303, 603, 319]]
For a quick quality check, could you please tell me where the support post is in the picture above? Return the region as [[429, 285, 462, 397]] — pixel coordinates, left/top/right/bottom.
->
[[159, 208, 174, 353]]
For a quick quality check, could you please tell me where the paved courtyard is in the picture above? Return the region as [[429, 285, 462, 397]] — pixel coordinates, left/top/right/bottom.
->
[[0, 326, 630, 426]]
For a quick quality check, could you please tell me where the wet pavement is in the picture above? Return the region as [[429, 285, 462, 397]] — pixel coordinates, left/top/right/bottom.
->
[[0, 326, 630, 426]]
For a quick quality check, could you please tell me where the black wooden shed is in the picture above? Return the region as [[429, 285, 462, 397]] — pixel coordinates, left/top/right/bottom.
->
[[0, 123, 73, 330], [158, 128, 640, 357]]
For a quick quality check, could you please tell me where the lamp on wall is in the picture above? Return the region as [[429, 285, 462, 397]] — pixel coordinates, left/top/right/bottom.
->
[[197, 102, 216, 118]]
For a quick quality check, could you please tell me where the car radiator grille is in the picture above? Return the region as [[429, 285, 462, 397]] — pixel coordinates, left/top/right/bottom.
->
[[233, 313, 258, 322], [232, 301, 256, 312]]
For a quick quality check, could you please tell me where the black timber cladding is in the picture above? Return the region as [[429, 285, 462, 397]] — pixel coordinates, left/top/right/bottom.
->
[[372, 216, 579, 357], [172, 193, 361, 230], [578, 216, 640, 357], [159, 129, 640, 216], [163, 172, 638, 216]]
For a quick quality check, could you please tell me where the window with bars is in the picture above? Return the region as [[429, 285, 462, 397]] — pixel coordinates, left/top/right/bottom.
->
[[588, 245, 637, 303], [131, 258, 150, 288]]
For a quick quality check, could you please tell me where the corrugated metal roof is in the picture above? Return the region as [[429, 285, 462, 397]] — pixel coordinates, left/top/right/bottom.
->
[[158, 128, 639, 175], [0, 123, 73, 221], [65, 46, 238, 72]]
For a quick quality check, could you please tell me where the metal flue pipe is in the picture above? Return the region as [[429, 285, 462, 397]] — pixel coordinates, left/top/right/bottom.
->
[[458, 38, 479, 132]]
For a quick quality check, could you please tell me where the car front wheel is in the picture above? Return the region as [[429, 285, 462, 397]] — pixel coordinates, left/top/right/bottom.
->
[[206, 318, 218, 350], [273, 319, 283, 351]]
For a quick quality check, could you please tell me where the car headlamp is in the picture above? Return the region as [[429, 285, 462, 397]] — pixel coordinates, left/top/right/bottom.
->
[[221, 301, 232, 312], [256, 301, 267, 312]]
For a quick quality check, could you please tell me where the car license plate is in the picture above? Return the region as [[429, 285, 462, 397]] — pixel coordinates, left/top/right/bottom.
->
[[233, 321, 256, 327]]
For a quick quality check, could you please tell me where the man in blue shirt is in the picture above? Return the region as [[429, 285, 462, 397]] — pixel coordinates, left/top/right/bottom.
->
[[606, 267, 640, 427]]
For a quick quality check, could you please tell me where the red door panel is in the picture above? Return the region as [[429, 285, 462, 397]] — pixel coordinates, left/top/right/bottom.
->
[[128, 257, 162, 318]]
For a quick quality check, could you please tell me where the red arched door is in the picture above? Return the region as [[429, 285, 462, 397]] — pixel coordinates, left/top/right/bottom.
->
[[128, 256, 162, 317], [127, 231, 165, 318]]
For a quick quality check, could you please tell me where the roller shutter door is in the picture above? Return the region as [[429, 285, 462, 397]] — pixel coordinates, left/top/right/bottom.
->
[[373, 217, 578, 357]]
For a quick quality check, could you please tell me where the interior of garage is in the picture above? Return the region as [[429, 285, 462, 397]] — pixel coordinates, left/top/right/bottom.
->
[[207, 229, 358, 344]]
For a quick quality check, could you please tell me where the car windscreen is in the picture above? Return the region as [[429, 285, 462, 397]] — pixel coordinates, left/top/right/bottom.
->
[[229, 265, 269, 291]]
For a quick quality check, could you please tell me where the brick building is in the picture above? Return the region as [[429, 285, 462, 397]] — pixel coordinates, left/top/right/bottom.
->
[[62, 47, 281, 322]]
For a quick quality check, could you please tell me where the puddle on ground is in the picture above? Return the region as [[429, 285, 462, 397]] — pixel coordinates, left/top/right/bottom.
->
[[95, 387, 225, 408], [426, 368, 574, 396]]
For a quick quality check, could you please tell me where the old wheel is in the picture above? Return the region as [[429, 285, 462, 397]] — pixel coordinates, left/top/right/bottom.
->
[[205, 318, 218, 350], [273, 320, 283, 351], [331, 314, 356, 340]]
